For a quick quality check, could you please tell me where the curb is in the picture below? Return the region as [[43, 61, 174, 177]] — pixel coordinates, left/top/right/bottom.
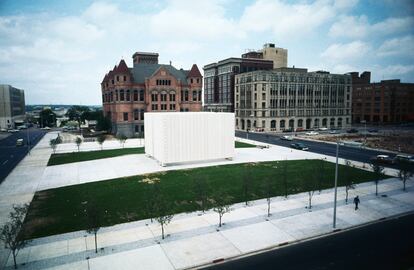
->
[[191, 210, 414, 270]]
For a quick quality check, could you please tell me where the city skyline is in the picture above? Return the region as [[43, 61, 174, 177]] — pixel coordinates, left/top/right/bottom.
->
[[0, 0, 413, 105]]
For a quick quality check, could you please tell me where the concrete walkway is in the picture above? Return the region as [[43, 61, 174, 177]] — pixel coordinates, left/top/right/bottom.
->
[[0, 133, 411, 269]]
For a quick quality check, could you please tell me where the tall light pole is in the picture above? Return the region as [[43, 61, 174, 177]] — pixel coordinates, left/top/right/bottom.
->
[[26, 127, 30, 155], [361, 120, 367, 146], [333, 141, 339, 228]]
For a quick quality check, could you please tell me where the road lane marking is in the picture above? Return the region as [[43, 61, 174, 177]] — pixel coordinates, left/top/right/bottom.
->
[[2, 160, 8, 165]]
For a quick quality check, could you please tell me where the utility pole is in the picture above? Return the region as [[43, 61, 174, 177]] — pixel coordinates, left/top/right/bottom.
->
[[333, 141, 339, 228]]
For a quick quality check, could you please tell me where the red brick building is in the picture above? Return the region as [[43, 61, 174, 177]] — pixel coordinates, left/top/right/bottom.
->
[[101, 52, 202, 137], [351, 71, 414, 124]]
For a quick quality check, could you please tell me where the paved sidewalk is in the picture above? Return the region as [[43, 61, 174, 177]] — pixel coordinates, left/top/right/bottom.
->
[[3, 178, 414, 270]]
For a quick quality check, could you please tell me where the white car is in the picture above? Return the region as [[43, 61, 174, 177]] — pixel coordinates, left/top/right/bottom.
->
[[281, 135, 294, 141], [305, 131, 319, 135], [318, 127, 328, 131]]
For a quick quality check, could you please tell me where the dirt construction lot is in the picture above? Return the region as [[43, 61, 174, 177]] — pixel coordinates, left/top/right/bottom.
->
[[312, 130, 414, 154]]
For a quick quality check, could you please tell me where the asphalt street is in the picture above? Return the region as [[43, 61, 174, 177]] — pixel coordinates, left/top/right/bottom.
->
[[0, 129, 46, 183], [204, 212, 414, 270], [236, 130, 403, 169]]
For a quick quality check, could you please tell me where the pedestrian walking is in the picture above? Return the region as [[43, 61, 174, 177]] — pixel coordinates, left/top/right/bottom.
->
[[353, 195, 360, 210]]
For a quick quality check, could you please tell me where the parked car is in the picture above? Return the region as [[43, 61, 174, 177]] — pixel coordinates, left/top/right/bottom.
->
[[281, 135, 294, 141], [7, 129, 19, 133], [0, 128, 7, 132], [347, 128, 359, 133], [290, 143, 309, 151], [329, 130, 338, 134], [305, 131, 319, 135], [16, 139, 24, 146], [368, 129, 379, 133], [370, 155, 396, 165], [318, 127, 328, 131], [295, 127, 305, 132], [395, 154, 414, 164]]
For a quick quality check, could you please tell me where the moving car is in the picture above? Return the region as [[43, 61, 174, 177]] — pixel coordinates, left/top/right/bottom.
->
[[368, 129, 379, 133], [16, 139, 24, 146], [281, 135, 294, 141], [347, 128, 358, 133], [305, 131, 319, 135], [329, 130, 338, 134], [395, 154, 414, 164], [290, 142, 309, 150], [370, 155, 395, 165], [318, 127, 328, 131]]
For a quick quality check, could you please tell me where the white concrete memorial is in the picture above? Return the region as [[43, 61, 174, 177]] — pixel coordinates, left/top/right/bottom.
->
[[144, 112, 234, 166]]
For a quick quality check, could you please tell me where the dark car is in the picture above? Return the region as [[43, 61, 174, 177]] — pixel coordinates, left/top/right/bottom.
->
[[347, 128, 358, 133], [290, 143, 309, 151], [368, 129, 379, 133], [370, 155, 396, 165]]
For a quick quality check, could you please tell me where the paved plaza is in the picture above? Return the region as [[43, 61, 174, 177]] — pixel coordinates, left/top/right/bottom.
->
[[0, 132, 413, 269]]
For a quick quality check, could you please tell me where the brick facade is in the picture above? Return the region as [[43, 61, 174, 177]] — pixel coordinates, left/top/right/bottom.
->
[[351, 72, 414, 124], [101, 52, 202, 137]]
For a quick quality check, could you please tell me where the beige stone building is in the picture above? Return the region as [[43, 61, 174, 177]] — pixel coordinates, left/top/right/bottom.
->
[[234, 68, 352, 132]]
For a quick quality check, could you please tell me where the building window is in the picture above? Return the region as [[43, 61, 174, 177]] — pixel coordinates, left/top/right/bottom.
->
[[123, 112, 128, 121], [151, 92, 158, 102], [191, 78, 193, 84], [134, 109, 139, 120], [185, 91, 189, 101], [140, 109, 144, 120], [161, 104, 167, 110], [197, 78, 200, 83], [139, 90, 144, 101], [133, 90, 138, 101], [135, 125, 139, 132], [120, 90, 125, 101], [198, 90, 202, 101], [161, 92, 167, 101], [169, 104, 176, 110], [169, 93, 176, 101], [115, 90, 118, 101], [126, 90, 130, 101], [124, 75, 127, 81], [151, 104, 158, 111], [193, 91, 197, 101], [117, 76, 119, 82]]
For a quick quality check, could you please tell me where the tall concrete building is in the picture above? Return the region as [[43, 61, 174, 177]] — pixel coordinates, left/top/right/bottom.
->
[[234, 68, 352, 132], [203, 43, 287, 112], [0, 85, 25, 129], [351, 71, 414, 123], [101, 52, 202, 137]]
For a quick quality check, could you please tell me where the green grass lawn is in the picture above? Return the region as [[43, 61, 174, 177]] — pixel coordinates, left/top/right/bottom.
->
[[47, 147, 145, 166], [235, 141, 256, 148], [47, 142, 255, 166], [23, 160, 387, 239]]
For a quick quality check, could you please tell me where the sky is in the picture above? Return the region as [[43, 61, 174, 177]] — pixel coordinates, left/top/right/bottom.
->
[[0, 0, 413, 105]]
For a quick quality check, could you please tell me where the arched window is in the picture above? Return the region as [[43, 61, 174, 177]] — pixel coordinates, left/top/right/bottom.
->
[[271, 120, 276, 129], [280, 120, 285, 128], [133, 90, 138, 101], [120, 89, 125, 101], [126, 90, 130, 101]]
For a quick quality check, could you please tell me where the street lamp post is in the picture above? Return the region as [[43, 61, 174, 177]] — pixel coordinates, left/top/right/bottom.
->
[[333, 141, 339, 228], [26, 128, 30, 155], [361, 120, 367, 146]]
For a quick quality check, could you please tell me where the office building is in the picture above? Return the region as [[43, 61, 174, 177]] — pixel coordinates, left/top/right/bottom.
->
[[234, 68, 352, 132], [0, 85, 25, 129]]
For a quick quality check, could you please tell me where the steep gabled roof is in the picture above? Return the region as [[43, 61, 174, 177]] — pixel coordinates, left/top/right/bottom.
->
[[187, 64, 202, 78], [101, 73, 108, 83], [115, 59, 130, 74]]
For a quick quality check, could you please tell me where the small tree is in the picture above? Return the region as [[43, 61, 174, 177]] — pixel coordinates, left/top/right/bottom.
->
[[75, 137, 82, 152], [370, 162, 384, 196], [212, 191, 232, 227], [117, 134, 127, 148], [0, 204, 30, 269], [49, 138, 58, 154], [154, 191, 174, 240], [281, 160, 288, 198], [317, 159, 325, 193], [343, 160, 355, 204], [304, 169, 317, 210], [97, 135, 106, 150], [242, 165, 253, 206], [85, 203, 101, 253], [262, 177, 274, 217], [397, 162, 413, 191], [143, 178, 161, 223], [192, 175, 209, 213]]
